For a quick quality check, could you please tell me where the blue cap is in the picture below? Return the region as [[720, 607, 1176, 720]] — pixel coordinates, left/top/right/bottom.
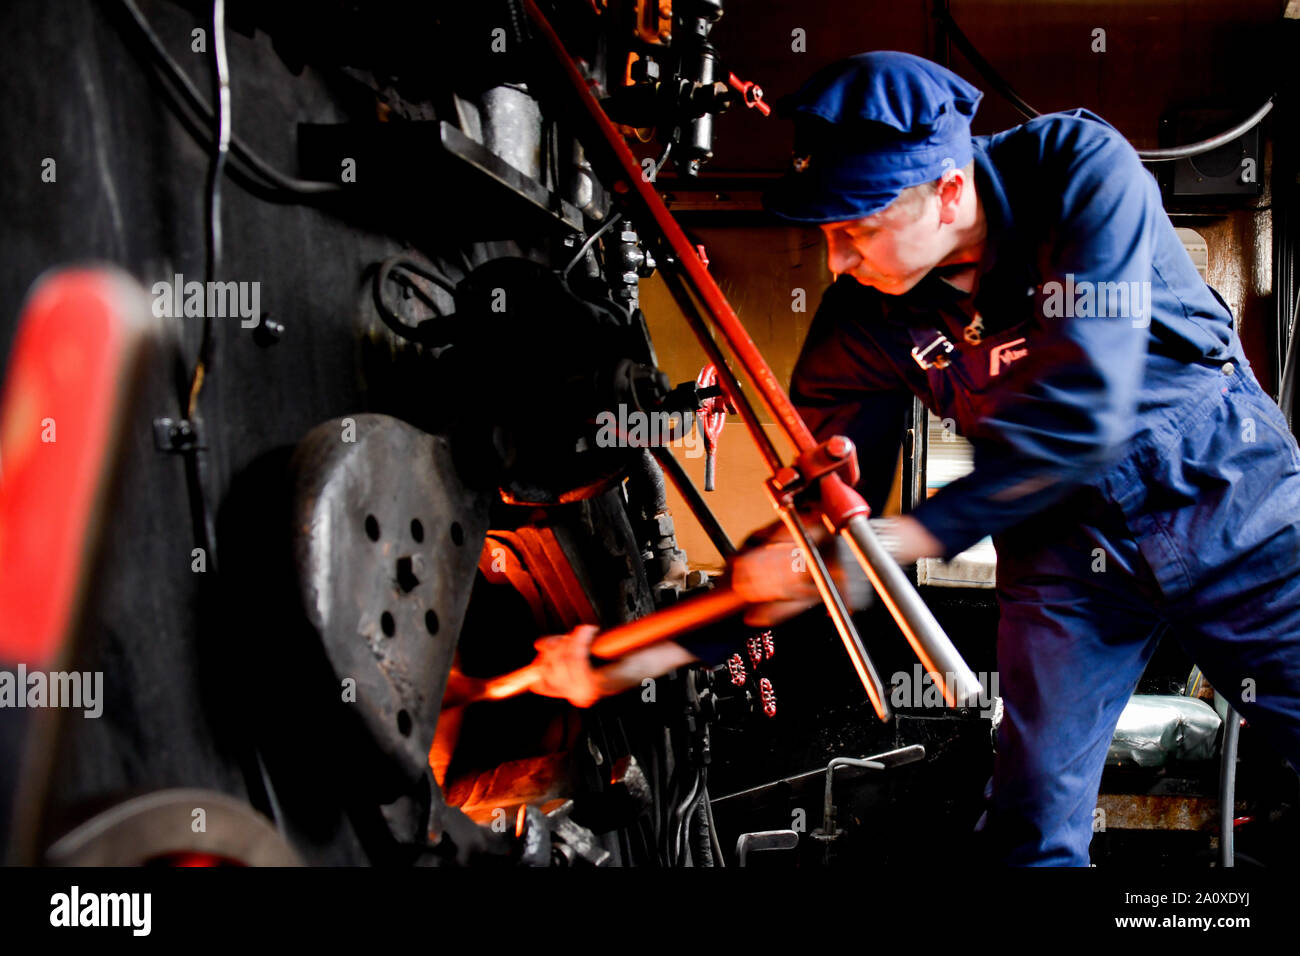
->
[[762, 51, 983, 224]]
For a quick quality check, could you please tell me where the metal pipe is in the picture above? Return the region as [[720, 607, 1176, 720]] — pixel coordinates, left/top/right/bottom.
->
[[821, 757, 886, 840], [1220, 706, 1241, 868], [649, 445, 737, 558], [841, 514, 985, 707], [815, 755, 885, 864], [778, 504, 889, 720], [1136, 99, 1274, 162], [710, 744, 926, 806]]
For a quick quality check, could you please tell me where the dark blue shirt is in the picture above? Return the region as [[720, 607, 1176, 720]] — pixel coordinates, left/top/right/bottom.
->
[[790, 109, 1242, 559]]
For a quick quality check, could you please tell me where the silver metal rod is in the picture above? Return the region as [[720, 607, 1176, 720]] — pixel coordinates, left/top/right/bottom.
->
[[710, 744, 926, 806], [779, 505, 890, 720], [840, 513, 984, 708]]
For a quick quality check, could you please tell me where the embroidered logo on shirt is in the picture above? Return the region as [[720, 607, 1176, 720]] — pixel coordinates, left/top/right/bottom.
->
[[792, 154, 811, 173], [989, 337, 1028, 376]]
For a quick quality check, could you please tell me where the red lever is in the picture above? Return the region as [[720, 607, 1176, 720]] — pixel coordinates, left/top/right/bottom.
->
[[695, 364, 731, 490], [727, 72, 772, 116]]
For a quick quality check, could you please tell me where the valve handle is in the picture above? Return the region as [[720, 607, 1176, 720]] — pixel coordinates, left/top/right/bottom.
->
[[696, 364, 730, 490], [727, 72, 772, 116]]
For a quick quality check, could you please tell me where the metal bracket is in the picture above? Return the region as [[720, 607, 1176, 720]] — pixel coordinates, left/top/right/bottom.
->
[[765, 435, 861, 506], [152, 417, 203, 453]]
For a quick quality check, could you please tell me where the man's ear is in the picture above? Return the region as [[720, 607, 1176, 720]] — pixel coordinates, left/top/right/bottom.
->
[[936, 172, 964, 226]]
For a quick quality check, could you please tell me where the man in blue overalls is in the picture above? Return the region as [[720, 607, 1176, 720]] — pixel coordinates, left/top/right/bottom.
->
[[764, 51, 1300, 865]]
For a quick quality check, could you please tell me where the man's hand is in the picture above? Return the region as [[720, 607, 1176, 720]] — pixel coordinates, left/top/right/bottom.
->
[[731, 512, 878, 627], [530, 624, 604, 709], [869, 515, 945, 564], [528, 624, 698, 708]]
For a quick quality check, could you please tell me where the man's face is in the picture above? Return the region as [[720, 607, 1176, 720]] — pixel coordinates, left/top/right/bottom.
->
[[819, 188, 950, 295]]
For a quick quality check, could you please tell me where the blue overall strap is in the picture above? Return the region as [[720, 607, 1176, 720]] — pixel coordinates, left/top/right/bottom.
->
[[906, 322, 956, 370]]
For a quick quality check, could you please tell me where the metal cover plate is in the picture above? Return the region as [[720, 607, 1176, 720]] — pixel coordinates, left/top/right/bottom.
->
[[291, 414, 489, 783]]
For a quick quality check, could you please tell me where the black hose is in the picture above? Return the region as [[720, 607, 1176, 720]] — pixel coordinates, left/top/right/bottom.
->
[[625, 448, 668, 527], [703, 784, 725, 866], [371, 256, 458, 344], [677, 774, 706, 865], [690, 793, 714, 866], [672, 768, 702, 865], [659, 732, 682, 864], [934, 7, 1038, 120]]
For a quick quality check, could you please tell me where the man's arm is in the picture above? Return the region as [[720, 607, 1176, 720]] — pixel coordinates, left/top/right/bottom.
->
[[789, 276, 912, 518], [910, 118, 1158, 558]]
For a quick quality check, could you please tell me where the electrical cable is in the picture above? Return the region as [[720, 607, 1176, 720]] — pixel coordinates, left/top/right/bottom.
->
[[936, 6, 1273, 162], [165, 2, 285, 835], [371, 255, 459, 343], [561, 211, 623, 278], [659, 727, 680, 864], [457, 247, 478, 276], [684, 770, 718, 867], [173, 0, 229, 577], [187, 0, 231, 418], [647, 732, 661, 851], [672, 767, 702, 865], [680, 779, 708, 866], [702, 782, 725, 866], [114, 0, 341, 197], [653, 135, 674, 179]]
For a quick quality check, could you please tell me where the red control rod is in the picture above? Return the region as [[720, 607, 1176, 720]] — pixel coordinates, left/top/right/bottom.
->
[[522, 0, 984, 715]]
